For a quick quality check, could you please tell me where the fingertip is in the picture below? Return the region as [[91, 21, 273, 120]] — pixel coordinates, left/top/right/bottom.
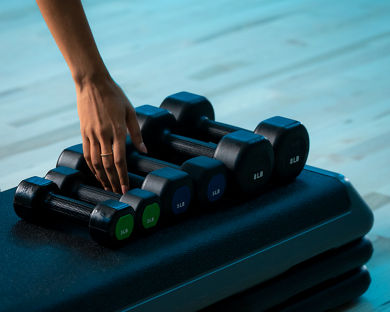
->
[[139, 142, 148, 154], [121, 185, 129, 195]]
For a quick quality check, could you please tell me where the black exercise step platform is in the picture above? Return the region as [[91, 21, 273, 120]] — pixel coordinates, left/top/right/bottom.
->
[[202, 238, 372, 312], [0, 166, 373, 311], [270, 267, 371, 312]]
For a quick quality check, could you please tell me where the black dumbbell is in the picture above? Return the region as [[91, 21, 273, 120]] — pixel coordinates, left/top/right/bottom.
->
[[135, 105, 274, 195], [57, 145, 194, 217], [125, 139, 226, 205], [56, 144, 98, 184], [45, 166, 160, 231], [14, 176, 135, 246], [160, 91, 310, 182]]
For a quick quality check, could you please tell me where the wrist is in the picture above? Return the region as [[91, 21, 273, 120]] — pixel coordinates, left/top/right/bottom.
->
[[73, 67, 112, 91]]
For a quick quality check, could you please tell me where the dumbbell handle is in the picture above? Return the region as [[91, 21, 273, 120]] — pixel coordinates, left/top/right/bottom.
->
[[128, 172, 146, 189], [128, 153, 180, 175], [200, 117, 241, 141], [165, 133, 215, 159], [75, 183, 121, 205], [44, 192, 94, 224]]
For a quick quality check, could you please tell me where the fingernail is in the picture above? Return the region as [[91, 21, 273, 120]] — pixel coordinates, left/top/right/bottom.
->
[[121, 185, 128, 195], [139, 142, 148, 154], [104, 187, 109, 191]]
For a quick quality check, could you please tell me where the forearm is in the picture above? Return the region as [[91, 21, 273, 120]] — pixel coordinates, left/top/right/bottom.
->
[[36, 0, 146, 194], [36, 0, 110, 87]]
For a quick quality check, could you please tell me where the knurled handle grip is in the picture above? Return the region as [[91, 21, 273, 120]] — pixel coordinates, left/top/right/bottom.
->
[[167, 133, 215, 159], [76, 184, 121, 205], [201, 118, 241, 141], [44, 192, 94, 224], [129, 153, 180, 174]]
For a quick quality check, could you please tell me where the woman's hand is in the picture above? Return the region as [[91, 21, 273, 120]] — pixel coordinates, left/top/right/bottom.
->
[[36, 0, 147, 193], [76, 75, 147, 194]]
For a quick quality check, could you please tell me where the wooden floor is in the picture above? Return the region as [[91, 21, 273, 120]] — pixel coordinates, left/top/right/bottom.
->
[[1, 0, 389, 310]]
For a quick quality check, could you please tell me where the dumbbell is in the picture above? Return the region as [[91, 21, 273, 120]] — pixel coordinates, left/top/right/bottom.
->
[[57, 144, 97, 184], [57, 145, 193, 217], [14, 176, 135, 246], [135, 105, 274, 195], [45, 166, 160, 231], [160, 91, 310, 182], [125, 139, 226, 205]]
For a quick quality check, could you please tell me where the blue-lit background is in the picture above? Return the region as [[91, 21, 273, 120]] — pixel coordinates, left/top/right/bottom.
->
[[0, 0, 389, 308]]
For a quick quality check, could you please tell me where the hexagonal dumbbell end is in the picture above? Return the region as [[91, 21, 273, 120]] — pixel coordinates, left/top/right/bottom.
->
[[45, 166, 86, 197], [56, 144, 98, 184], [141, 167, 193, 217], [14, 176, 60, 222], [89, 199, 135, 245], [255, 116, 309, 182], [214, 130, 274, 194], [181, 156, 226, 203], [160, 91, 215, 136], [135, 105, 178, 154], [120, 188, 161, 230]]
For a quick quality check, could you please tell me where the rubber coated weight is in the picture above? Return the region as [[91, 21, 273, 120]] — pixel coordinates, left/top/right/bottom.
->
[[45, 166, 161, 231], [13, 176, 135, 246], [254, 116, 309, 182], [160, 91, 309, 182], [135, 105, 274, 195], [56, 143, 98, 184], [131, 168, 193, 216], [125, 139, 226, 205], [57, 145, 193, 218]]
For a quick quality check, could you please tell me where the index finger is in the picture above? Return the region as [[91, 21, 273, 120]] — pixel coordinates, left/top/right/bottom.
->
[[113, 135, 129, 195]]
